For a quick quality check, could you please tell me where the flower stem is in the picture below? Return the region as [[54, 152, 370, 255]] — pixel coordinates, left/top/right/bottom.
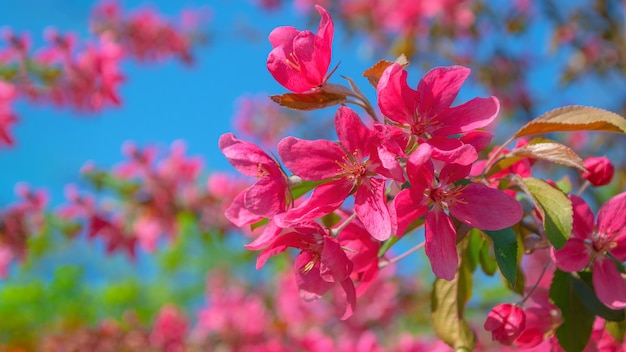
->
[[517, 258, 552, 306], [379, 241, 425, 269], [330, 212, 358, 237]]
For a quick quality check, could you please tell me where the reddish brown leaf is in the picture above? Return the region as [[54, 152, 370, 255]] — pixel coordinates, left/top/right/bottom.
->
[[269, 92, 347, 111], [514, 106, 626, 138], [509, 142, 585, 171], [362, 54, 409, 88]]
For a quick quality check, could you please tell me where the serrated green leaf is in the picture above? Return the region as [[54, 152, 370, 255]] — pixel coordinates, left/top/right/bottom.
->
[[485, 228, 518, 287], [431, 256, 476, 350], [518, 177, 572, 249], [550, 270, 595, 352]]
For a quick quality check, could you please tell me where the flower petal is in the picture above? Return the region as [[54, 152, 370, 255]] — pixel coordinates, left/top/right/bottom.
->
[[450, 183, 522, 230], [435, 96, 500, 136], [552, 238, 591, 272], [593, 256, 626, 310], [354, 178, 392, 241], [425, 210, 458, 280], [278, 136, 345, 180], [417, 65, 470, 117]]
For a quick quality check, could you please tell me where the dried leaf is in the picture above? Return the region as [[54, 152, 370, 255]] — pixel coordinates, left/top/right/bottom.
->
[[362, 54, 409, 88], [509, 142, 585, 171], [514, 106, 626, 138], [269, 92, 347, 111]]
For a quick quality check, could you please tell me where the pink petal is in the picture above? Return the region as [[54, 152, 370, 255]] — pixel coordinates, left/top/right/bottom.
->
[[425, 210, 458, 280], [569, 195, 594, 240], [245, 219, 282, 251], [278, 136, 345, 180], [335, 106, 372, 154], [257, 232, 312, 269], [450, 183, 522, 230], [597, 192, 626, 239], [274, 179, 352, 227], [593, 256, 626, 310], [460, 130, 493, 152], [268, 26, 298, 48], [312, 5, 333, 79], [427, 137, 477, 166], [552, 238, 591, 272], [354, 178, 392, 241], [320, 236, 353, 282], [224, 192, 263, 227], [438, 162, 471, 185], [406, 143, 434, 190], [339, 278, 357, 320], [435, 96, 500, 136], [417, 65, 470, 117], [391, 188, 428, 237], [244, 177, 286, 217], [376, 63, 417, 125], [219, 133, 278, 177], [295, 251, 334, 301]]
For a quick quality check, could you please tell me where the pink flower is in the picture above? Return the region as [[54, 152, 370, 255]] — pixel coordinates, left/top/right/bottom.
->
[[276, 106, 393, 241], [257, 222, 357, 319], [377, 64, 499, 165], [267, 5, 334, 93], [583, 156, 614, 186], [150, 305, 188, 351], [553, 192, 626, 309], [219, 133, 289, 220], [0, 81, 17, 147], [392, 143, 523, 279], [484, 303, 526, 345]]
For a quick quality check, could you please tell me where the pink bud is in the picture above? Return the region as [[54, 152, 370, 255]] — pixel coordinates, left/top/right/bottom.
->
[[583, 156, 614, 186], [484, 303, 526, 345]]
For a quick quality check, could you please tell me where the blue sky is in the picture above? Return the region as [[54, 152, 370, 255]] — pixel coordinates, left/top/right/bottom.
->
[[0, 0, 346, 204]]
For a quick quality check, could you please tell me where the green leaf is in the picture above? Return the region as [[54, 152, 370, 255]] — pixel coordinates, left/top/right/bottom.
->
[[290, 180, 323, 200], [576, 272, 625, 322], [550, 270, 595, 352], [431, 256, 476, 350], [378, 236, 399, 257], [606, 321, 626, 342], [514, 105, 626, 138], [485, 229, 518, 287], [478, 239, 497, 276], [465, 229, 483, 273], [518, 177, 572, 249]]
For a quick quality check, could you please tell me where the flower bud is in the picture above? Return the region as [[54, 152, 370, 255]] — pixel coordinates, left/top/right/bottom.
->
[[583, 156, 614, 186], [484, 303, 526, 345]]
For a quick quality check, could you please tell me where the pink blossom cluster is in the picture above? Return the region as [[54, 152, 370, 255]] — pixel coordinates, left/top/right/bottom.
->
[[0, 184, 48, 278], [56, 141, 247, 257], [39, 305, 188, 351], [220, 5, 626, 349], [0, 28, 123, 113], [223, 5, 523, 320], [291, 0, 475, 36], [90, 0, 206, 64], [0, 1, 205, 148], [191, 270, 450, 351]]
